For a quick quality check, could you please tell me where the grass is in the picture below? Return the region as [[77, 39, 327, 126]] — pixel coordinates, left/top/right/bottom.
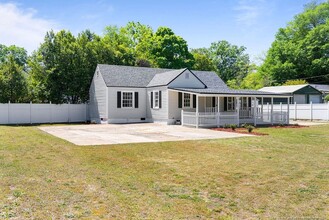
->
[[0, 124, 328, 219]]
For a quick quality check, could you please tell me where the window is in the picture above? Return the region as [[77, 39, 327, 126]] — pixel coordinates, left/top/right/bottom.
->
[[154, 91, 159, 108], [227, 97, 235, 111], [184, 93, 191, 108], [122, 92, 133, 108]]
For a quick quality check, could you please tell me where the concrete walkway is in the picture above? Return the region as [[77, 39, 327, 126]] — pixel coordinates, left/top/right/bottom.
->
[[39, 123, 251, 146]]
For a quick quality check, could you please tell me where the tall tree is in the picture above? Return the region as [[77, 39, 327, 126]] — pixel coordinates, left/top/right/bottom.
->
[[260, 1, 329, 84], [0, 55, 27, 102], [150, 27, 195, 69], [207, 40, 250, 83], [0, 44, 27, 67], [191, 48, 214, 71]]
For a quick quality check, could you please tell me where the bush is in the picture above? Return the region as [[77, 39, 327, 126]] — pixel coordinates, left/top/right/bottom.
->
[[245, 125, 255, 133], [325, 94, 329, 102], [223, 124, 230, 129], [230, 124, 237, 131]]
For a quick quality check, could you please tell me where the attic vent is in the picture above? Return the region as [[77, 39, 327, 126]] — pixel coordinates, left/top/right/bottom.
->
[[96, 71, 99, 77], [185, 72, 189, 79]]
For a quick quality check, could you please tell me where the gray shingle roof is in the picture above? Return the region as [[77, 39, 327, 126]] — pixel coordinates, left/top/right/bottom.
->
[[98, 64, 170, 87], [97, 64, 288, 96], [147, 68, 186, 87]]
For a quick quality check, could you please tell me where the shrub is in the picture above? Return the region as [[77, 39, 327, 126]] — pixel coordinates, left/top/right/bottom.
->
[[325, 94, 329, 102], [241, 123, 247, 128], [230, 124, 237, 131], [245, 125, 255, 133], [223, 124, 230, 129]]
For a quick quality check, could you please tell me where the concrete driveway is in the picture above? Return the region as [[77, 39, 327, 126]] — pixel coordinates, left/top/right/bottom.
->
[[39, 123, 251, 146]]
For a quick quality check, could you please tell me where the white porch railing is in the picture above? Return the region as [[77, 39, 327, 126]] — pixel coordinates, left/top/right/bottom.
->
[[181, 110, 289, 128]]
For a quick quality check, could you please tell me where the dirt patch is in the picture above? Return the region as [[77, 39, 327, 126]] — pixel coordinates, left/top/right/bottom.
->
[[211, 128, 268, 136]]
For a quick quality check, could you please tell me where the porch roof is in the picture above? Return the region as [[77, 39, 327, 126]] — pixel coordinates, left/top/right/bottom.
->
[[169, 87, 291, 97]]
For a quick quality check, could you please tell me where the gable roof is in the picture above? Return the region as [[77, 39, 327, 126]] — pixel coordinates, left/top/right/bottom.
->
[[309, 84, 329, 93], [97, 64, 170, 87], [259, 84, 309, 94]]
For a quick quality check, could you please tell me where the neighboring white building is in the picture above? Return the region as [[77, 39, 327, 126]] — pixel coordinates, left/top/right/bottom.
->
[[89, 65, 290, 127], [259, 84, 323, 104]]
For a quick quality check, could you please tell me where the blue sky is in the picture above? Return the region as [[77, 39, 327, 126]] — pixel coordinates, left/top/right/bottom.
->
[[0, 0, 325, 62]]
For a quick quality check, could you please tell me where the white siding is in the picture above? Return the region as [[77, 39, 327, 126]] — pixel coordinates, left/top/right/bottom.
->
[[89, 68, 107, 123], [168, 69, 205, 88], [147, 86, 169, 123], [107, 87, 149, 123]]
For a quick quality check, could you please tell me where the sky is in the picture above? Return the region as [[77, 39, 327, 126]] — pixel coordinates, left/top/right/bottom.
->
[[0, 0, 326, 63]]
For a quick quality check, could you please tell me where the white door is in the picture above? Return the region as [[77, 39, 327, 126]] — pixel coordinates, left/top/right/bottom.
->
[[309, 95, 321, 103], [294, 94, 306, 104]]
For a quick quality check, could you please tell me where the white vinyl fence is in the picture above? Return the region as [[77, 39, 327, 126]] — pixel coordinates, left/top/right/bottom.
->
[[0, 102, 89, 125], [263, 102, 329, 121]]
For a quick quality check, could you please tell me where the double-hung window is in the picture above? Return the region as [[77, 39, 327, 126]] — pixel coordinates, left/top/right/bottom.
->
[[154, 91, 159, 108], [122, 92, 133, 108], [183, 93, 191, 108]]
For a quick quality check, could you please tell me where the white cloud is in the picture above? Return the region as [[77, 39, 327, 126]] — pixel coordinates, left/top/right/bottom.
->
[[0, 3, 59, 54], [234, 0, 265, 26]]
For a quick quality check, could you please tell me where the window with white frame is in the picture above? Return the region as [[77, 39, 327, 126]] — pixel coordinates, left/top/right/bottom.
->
[[122, 92, 133, 108], [153, 91, 159, 108], [183, 93, 191, 108], [227, 97, 234, 111]]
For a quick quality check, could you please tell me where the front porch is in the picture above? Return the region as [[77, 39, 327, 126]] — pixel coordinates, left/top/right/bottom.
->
[[172, 91, 290, 128]]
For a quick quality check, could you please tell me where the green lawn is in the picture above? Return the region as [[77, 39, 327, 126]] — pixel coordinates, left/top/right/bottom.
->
[[0, 125, 328, 219]]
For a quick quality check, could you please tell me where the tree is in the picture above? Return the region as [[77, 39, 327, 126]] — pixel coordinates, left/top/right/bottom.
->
[[207, 40, 250, 83], [283, 79, 308, 85], [149, 27, 195, 69], [325, 94, 329, 102], [0, 55, 27, 102], [191, 48, 214, 71], [260, 1, 329, 85], [0, 44, 27, 67]]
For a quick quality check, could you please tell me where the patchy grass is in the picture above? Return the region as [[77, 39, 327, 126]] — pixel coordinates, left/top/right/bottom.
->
[[0, 124, 328, 219]]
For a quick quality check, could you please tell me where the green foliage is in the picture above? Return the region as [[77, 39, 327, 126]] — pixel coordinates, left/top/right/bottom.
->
[[0, 44, 27, 67], [324, 94, 329, 102], [283, 79, 308, 85], [208, 40, 250, 83], [191, 48, 214, 71], [150, 27, 195, 69], [245, 125, 255, 133], [260, 1, 329, 85], [230, 124, 237, 131], [0, 55, 27, 103]]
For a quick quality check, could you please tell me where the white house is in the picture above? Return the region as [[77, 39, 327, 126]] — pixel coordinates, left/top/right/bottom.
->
[[89, 64, 290, 127]]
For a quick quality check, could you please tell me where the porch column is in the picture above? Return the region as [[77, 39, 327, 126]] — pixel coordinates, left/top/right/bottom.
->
[[253, 97, 257, 126], [287, 97, 290, 124], [196, 94, 199, 128], [217, 96, 220, 128], [261, 97, 264, 116], [236, 97, 240, 126], [271, 97, 274, 124]]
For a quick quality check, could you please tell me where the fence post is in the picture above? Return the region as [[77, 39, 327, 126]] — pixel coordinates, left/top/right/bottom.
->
[[280, 102, 282, 121], [8, 101, 10, 124], [327, 102, 329, 121], [294, 102, 297, 120], [50, 101, 52, 124], [310, 101, 313, 121], [68, 102, 70, 123], [30, 101, 32, 124]]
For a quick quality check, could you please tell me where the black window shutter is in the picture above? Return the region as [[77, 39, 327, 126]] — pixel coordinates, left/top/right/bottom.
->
[[224, 97, 227, 111], [178, 92, 182, 108], [212, 97, 216, 107], [248, 97, 251, 108], [233, 97, 235, 109], [193, 95, 196, 108], [151, 92, 153, 108], [117, 91, 121, 108], [159, 91, 162, 108], [134, 92, 138, 108]]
